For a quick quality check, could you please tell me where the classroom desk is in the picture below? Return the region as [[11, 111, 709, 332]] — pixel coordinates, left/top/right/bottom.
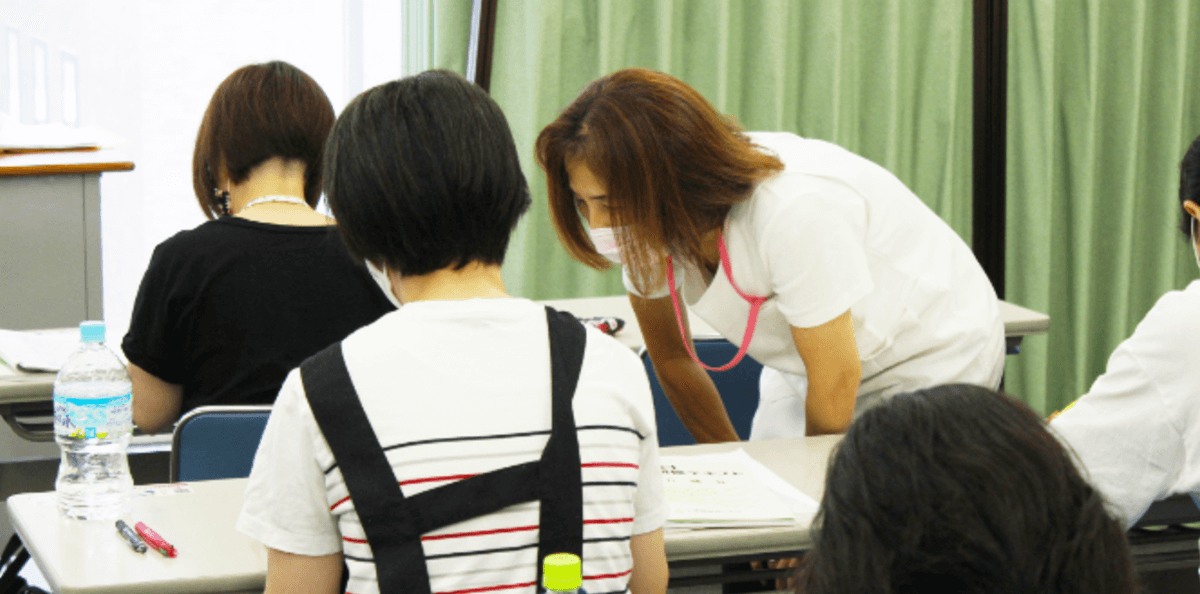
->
[[9, 480, 265, 594], [0, 296, 1051, 417], [543, 295, 1051, 353], [7, 436, 839, 594]]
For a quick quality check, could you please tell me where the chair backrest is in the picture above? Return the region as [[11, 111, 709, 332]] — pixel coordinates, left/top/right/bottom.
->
[[640, 339, 762, 447], [170, 405, 273, 482]]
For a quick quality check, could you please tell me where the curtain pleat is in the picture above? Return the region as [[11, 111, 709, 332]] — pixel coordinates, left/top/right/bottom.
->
[[1005, 0, 1200, 413], [489, 0, 973, 301]]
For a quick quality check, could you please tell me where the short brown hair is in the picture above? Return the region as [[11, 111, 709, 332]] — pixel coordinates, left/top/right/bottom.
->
[[192, 61, 335, 218], [536, 68, 783, 294]]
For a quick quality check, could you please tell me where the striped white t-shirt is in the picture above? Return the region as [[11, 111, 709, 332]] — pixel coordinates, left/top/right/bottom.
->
[[238, 298, 667, 594]]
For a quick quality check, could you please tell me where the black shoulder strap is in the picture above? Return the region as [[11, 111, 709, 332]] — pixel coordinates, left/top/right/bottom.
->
[[536, 307, 587, 583], [301, 306, 589, 594], [301, 343, 430, 590]]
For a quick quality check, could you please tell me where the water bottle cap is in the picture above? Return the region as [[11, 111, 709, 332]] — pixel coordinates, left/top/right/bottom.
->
[[543, 553, 582, 591], [80, 321, 105, 343]]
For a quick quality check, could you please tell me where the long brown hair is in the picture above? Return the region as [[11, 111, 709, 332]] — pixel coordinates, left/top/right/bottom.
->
[[536, 68, 783, 294], [192, 61, 335, 219]]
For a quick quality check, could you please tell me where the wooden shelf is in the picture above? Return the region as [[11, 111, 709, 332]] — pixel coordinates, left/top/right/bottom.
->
[[0, 149, 134, 177]]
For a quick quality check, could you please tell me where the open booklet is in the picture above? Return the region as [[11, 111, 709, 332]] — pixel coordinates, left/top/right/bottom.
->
[[660, 449, 820, 530]]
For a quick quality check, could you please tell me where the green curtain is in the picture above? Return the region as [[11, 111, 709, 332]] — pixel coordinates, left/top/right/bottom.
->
[[406, 0, 474, 76], [440, 0, 1200, 415], [1005, 0, 1200, 414], [488, 0, 974, 300], [432, 0, 474, 73]]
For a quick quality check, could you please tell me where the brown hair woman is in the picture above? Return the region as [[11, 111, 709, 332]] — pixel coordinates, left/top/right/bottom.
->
[[121, 61, 395, 434], [537, 68, 1005, 440]]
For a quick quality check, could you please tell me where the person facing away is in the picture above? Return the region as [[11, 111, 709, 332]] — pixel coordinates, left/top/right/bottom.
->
[[121, 61, 395, 434], [536, 67, 1003, 441], [237, 70, 669, 594], [1050, 132, 1200, 527], [796, 384, 1139, 594]]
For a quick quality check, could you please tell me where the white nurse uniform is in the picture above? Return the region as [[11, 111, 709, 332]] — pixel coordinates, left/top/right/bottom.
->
[[626, 132, 1005, 439]]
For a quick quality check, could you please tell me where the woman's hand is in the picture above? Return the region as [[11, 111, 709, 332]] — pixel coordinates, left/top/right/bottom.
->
[[792, 309, 861, 435]]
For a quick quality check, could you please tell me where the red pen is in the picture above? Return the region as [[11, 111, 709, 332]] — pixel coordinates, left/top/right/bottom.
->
[[134, 522, 178, 558]]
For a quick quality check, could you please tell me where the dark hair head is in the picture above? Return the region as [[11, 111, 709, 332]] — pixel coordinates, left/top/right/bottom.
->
[[191, 61, 334, 218], [797, 384, 1138, 594], [323, 70, 530, 276], [1179, 134, 1200, 240], [535, 68, 783, 294]]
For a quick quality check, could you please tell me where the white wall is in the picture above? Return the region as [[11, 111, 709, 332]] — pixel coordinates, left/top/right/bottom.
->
[[1, 0, 408, 343]]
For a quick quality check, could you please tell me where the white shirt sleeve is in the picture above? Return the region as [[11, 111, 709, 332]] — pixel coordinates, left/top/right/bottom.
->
[[237, 370, 343, 555], [631, 422, 668, 535], [1050, 348, 1184, 528], [757, 184, 874, 328], [594, 334, 668, 535]]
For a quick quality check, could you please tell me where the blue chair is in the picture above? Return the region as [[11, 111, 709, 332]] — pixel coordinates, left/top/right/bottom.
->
[[169, 405, 273, 482], [639, 339, 762, 446]]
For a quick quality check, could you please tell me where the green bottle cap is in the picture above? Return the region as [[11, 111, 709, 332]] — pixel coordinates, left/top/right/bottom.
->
[[543, 552, 582, 591]]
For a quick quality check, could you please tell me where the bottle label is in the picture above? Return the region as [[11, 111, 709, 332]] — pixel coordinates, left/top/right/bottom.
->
[[53, 393, 132, 439]]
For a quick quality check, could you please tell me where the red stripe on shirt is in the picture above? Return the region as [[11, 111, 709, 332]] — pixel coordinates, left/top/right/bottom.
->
[[422, 524, 539, 541], [585, 568, 634, 580], [434, 580, 538, 594], [400, 473, 478, 486], [585, 517, 634, 525], [330, 495, 352, 511], [581, 462, 639, 469]]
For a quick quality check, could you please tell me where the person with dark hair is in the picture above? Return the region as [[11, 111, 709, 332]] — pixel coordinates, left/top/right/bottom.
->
[[797, 384, 1139, 594], [121, 61, 394, 434], [537, 68, 1004, 441], [1050, 133, 1200, 527], [237, 70, 669, 594]]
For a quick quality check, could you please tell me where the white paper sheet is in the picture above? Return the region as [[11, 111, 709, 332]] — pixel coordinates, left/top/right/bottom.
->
[[0, 328, 80, 372], [660, 449, 818, 530]]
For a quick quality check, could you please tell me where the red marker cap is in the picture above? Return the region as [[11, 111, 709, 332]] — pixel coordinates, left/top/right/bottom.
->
[[134, 522, 178, 558]]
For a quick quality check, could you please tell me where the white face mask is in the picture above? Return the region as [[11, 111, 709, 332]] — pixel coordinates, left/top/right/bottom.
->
[[588, 226, 625, 264]]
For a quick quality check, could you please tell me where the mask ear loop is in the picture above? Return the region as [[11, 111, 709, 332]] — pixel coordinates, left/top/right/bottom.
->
[[1192, 216, 1199, 272]]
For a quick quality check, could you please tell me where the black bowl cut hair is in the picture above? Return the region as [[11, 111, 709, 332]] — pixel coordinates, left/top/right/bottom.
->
[[323, 69, 530, 277]]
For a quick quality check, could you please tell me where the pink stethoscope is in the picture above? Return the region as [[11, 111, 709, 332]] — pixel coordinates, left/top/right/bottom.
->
[[666, 232, 767, 372]]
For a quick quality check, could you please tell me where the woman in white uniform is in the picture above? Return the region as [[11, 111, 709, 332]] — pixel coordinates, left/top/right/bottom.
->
[[536, 68, 1004, 440], [1050, 134, 1200, 528]]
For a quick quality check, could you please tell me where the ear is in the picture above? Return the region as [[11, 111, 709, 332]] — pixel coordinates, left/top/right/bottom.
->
[[1185, 200, 1200, 221]]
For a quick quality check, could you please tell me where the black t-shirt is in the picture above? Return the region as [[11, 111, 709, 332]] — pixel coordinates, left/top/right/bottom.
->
[[122, 217, 395, 413]]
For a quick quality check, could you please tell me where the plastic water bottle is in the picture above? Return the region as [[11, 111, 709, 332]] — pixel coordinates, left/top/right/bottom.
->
[[543, 553, 587, 594], [53, 321, 133, 520]]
